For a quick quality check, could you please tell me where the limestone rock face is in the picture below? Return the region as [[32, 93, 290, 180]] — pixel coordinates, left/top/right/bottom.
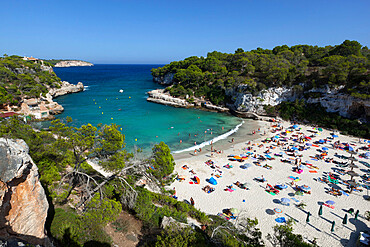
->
[[54, 60, 93, 67], [147, 89, 192, 107], [0, 138, 49, 246], [161, 216, 190, 229], [49, 81, 84, 98], [228, 86, 296, 115], [307, 92, 370, 122]]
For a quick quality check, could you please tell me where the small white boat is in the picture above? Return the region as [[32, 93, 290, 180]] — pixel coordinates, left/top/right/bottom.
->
[[119, 89, 123, 93]]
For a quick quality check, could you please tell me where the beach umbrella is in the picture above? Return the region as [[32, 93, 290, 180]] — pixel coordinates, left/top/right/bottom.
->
[[318, 205, 323, 216], [306, 143, 312, 146], [208, 177, 217, 185], [274, 208, 282, 214], [281, 198, 290, 205], [348, 146, 354, 152], [342, 214, 348, 224], [348, 163, 359, 170], [230, 208, 240, 215], [331, 221, 335, 232], [318, 128, 323, 132], [332, 134, 338, 138], [292, 147, 298, 151], [278, 184, 288, 189], [326, 200, 335, 205], [233, 156, 242, 160], [348, 156, 357, 162], [322, 147, 329, 151], [292, 124, 299, 129], [355, 210, 359, 220], [347, 171, 359, 181], [300, 185, 311, 192], [306, 212, 311, 223], [318, 139, 325, 143]]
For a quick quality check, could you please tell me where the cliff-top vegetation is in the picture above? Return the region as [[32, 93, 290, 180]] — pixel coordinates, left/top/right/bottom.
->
[[0, 54, 61, 106], [151, 40, 370, 106]]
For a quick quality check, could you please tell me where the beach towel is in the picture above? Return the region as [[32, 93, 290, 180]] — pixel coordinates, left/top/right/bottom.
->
[[288, 176, 298, 180], [217, 213, 230, 221], [309, 170, 318, 173], [291, 197, 299, 203], [226, 188, 235, 192]]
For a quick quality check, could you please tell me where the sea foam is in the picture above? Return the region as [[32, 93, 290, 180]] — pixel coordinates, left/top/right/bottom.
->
[[172, 120, 244, 154]]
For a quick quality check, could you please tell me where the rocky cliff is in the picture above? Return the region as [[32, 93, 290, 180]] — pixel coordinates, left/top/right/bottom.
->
[[0, 138, 50, 246], [48, 81, 84, 98], [147, 89, 192, 107], [152, 75, 369, 122], [54, 60, 93, 67]]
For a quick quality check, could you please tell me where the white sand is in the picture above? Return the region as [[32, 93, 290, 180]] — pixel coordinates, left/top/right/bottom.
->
[[171, 120, 370, 246]]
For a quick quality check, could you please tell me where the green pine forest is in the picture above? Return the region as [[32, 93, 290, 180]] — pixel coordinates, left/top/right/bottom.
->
[[152, 40, 370, 105]]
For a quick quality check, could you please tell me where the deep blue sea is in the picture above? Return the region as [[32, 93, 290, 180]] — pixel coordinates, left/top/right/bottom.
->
[[52, 65, 246, 155]]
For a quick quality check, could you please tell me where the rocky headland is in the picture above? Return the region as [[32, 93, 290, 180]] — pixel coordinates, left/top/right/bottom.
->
[[147, 89, 229, 112], [19, 81, 84, 119], [54, 60, 93, 67], [0, 138, 51, 246]]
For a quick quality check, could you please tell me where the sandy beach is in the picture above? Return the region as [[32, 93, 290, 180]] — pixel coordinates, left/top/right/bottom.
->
[[171, 119, 370, 246]]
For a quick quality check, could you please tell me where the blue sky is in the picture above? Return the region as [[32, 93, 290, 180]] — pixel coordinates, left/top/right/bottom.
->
[[1, 0, 369, 64]]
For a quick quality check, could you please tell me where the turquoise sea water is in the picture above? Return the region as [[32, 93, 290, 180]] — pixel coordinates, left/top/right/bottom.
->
[[53, 65, 244, 154]]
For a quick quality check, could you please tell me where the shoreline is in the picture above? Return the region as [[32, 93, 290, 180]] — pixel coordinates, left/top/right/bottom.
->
[[172, 119, 266, 160]]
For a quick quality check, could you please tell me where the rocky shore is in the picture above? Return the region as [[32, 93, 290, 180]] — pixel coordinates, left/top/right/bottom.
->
[[147, 89, 229, 112], [18, 81, 84, 119], [54, 60, 93, 67]]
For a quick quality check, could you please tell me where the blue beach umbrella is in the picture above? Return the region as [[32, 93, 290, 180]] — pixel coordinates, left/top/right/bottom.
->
[[332, 134, 338, 138], [292, 125, 299, 129], [318, 139, 325, 143], [281, 198, 290, 204], [322, 147, 329, 151], [300, 185, 311, 191], [279, 184, 288, 189], [326, 200, 335, 205], [292, 147, 298, 151]]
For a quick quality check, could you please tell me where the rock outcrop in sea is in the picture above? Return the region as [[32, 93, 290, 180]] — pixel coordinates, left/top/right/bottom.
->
[[54, 60, 93, 67], [0, 138, 51, 246]]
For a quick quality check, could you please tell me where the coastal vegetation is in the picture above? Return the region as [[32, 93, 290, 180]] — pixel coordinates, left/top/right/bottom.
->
[[0, 54, 61, 106], [152, 40, 369, 105]]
